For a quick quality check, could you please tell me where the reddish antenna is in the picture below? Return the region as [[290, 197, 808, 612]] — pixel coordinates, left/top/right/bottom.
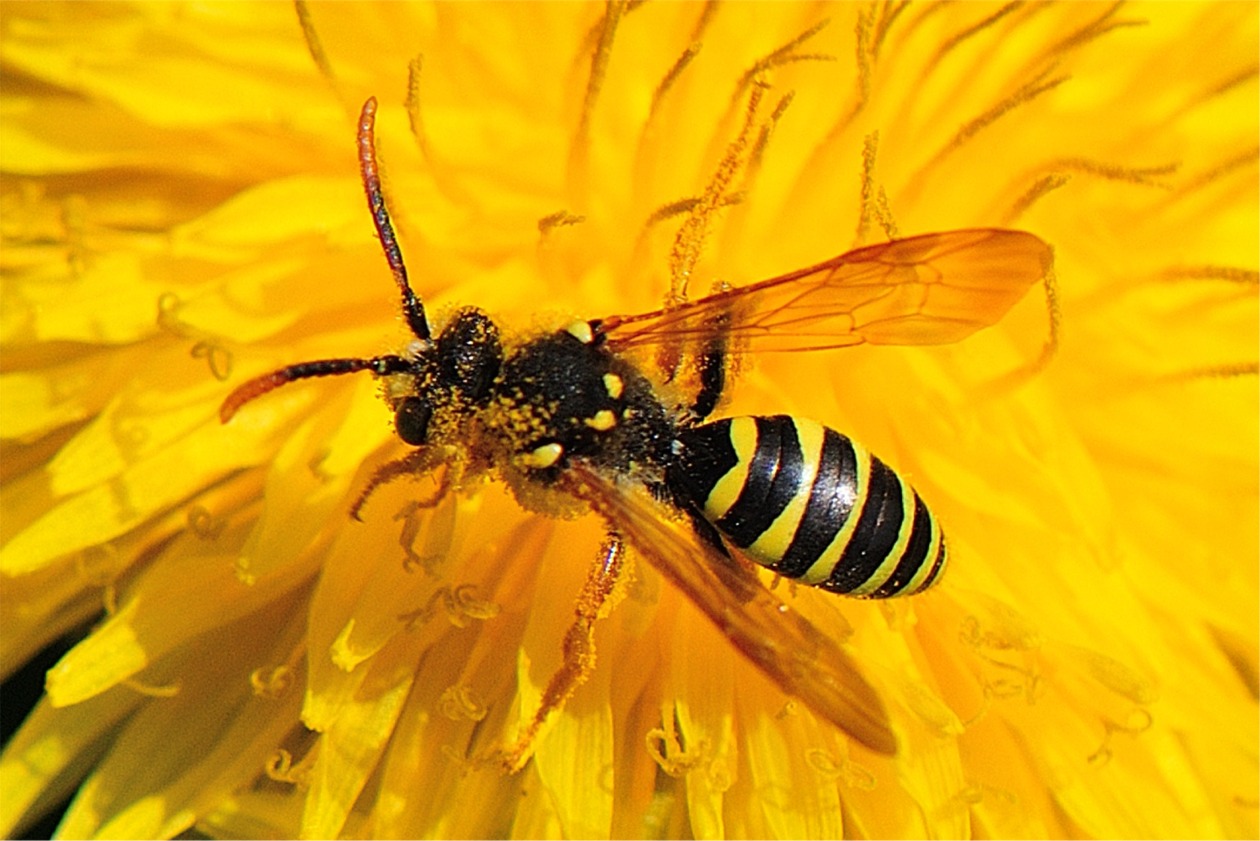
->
[[359, 96, 430, 341], [220, 97, 429, 423]]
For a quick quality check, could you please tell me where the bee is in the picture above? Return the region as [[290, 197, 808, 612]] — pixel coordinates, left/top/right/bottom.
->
[[222, 97, 1052, 765]]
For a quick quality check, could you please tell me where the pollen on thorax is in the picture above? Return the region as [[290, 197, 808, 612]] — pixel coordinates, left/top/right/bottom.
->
[[484, 391, 556, 445]]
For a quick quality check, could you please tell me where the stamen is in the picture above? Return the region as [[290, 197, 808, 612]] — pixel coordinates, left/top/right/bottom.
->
[[668, 81, 764, 303], [392, 478, 456, 572], [687, 0, 718, 43], [1147, 363, 1260, 386], [746, 90, 795, 180], [404, 55, 429, 155], [186, 505, 225, 541], [1171, 146, 1259, 200], [121, 676, 182, 699], [855, 132, 879, 244], [158, 293, 234, 382], [1004, 173, 1071, 223], [940, 69, 1070, 164], [1075, 647, 1158, 705], [851, 7, 875, 118], [294, 1, 338, 90], [855, 133, 900, 242], [734, 17, 833, 101], [1042, 2, 1146, 61], [439, 684, 489, 722], [190, 340, 233, 382], [633, 11, 707, 189], [1160, 266, 1259, 285], [650, 42, 702, 121], [805, 749, 877, 790], [645, 705, 706, 777], [900, 66, 1070, 207], [981, 263, 1061, 393], [250, 665, 295, 699], [399, 584, 500, 632], [924, 2, 1025, 77], [266, 748, 315, 789], [568, 0, 627, 204], [1198, 63, 1259, 103], [870, 0, 911, 59], [448, 583, 501, 624], [538, 210, 586, 239], [404, 54, 471, 205], [1055, 158, 1178, 188]]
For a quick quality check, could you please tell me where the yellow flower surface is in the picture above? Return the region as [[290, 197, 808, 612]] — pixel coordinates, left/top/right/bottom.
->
[[2, 2, 1257, 838]]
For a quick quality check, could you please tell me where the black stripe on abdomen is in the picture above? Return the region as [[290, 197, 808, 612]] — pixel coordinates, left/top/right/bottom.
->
[[868, 491, 934, 597], [672, 416, 947, 599], [774, 427, 859, 578], [715, 416, 803, 548], [822, 456, 906, 594]]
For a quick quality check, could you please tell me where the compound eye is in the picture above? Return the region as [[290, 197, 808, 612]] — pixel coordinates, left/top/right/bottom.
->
[[394, 397, 432, 446]]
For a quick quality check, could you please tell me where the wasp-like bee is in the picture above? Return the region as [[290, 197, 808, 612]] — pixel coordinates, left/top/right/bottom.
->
[[222, 97, 1052, 765]]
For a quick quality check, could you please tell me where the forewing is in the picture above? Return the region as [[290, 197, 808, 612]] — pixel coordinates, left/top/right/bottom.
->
[[601, 229, 1051, 352], [566, 464, 897, 755]]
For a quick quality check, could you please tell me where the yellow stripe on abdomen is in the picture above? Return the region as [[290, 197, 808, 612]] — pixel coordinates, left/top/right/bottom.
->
[[700, 416, 757, 520], [746, 419, 826, 565]]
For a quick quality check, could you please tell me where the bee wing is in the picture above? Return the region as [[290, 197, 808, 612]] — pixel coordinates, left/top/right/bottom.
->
[[600, 229, 1051, 352], [566, 463, 897, 756]]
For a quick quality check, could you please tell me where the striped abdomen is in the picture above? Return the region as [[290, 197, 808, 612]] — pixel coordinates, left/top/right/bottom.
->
[[670, 415, 946, 597]]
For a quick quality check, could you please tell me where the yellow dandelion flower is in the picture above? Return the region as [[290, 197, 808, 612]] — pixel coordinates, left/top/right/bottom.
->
[[3, 2, 1256, 839]]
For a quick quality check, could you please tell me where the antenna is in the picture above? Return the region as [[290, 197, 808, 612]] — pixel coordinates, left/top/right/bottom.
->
[[358, 96, 430, 341], [219, 97, 430, 423]]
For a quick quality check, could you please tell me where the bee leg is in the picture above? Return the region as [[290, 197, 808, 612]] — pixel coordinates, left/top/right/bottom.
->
[[499, 535, 626, 773], [688, 316, 729, 422], [348, 448, 445, 521]]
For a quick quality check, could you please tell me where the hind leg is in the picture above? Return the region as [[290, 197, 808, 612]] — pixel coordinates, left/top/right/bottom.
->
[[499, 535, 626, 773]]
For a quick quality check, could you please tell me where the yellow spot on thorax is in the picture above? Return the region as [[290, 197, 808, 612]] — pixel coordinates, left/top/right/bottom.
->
[[584, 409, 617, 431], [564, 320, 595, 344], [521, 442, 564, 469]]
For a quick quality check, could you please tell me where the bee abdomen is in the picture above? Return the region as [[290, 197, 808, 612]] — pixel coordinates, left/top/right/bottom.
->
[[671, 415, 946, 598]]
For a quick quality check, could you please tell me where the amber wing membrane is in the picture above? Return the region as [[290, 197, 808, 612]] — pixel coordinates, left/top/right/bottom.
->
[[600, 229, 1051, 352], [566, 464, 898, 756]]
